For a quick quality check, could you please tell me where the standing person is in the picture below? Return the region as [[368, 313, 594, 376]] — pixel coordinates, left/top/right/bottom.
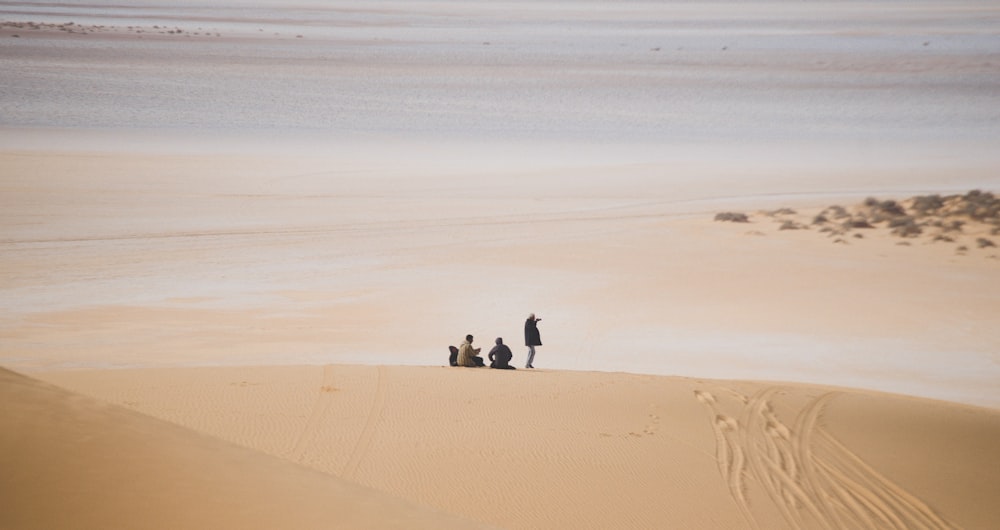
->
[[457, 334, 484, 367], [524, 313, 542, 369], [488, 337, 516, 370]]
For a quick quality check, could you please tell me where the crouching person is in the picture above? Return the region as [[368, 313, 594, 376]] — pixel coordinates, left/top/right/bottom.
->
[[457, 334, 485, 367], [488, 337, 516, 370]]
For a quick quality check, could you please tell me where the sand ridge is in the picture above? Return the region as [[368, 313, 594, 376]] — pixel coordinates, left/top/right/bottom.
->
[[0, 367, 495, 530], [35, 364, 1000, 530], [3, 1, 1000, 527]]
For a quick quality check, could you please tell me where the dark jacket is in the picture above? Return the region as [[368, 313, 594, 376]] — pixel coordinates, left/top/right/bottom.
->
[[488, 338, 514, 369], [525, 318, 542, 347]]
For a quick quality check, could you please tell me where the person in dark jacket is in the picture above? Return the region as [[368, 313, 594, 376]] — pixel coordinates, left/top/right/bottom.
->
[[524, 313, 542, 369], [488, 337, 516, 370]]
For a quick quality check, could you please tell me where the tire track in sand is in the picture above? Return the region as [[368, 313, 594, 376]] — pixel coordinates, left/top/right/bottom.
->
[[695, 386, 956, 530], [289, 364, 336, 463], [342, 365, 388, 481], [695, 389, 758, 530]]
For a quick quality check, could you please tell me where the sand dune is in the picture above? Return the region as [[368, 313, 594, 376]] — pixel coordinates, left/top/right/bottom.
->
[[0, 367, 492, 530], [35, 364, 1000, 530], [3, 1, 1000, 528]]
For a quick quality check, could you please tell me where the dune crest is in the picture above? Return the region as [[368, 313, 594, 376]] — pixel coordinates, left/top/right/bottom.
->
[[36, 365, 1000, 530], [0, 367, 491, 530]]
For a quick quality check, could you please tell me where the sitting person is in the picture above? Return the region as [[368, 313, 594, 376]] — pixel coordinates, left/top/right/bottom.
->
[[488, 337, 516, 370], [457, 334, 484, 367]]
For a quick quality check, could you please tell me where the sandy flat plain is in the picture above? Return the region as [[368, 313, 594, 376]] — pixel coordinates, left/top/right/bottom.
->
[[2, 1, 1000, 529]]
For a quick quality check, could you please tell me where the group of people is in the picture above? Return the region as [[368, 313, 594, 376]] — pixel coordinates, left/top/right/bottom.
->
[[451, 313, 543, 370]]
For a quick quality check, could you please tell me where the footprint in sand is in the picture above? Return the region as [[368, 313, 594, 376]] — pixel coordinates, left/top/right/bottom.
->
[[715, 414, 738, 432], [643, 405, 661, 435], [643, 417, 659, 435], [694, 389, 716, 405]]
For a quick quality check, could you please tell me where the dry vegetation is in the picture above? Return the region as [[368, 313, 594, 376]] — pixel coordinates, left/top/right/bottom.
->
[[2, 20, 303, 39], [715, 190, 1000, 255], [2, 20, 224, 38]]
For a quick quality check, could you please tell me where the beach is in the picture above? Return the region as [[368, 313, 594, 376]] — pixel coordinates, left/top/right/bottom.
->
[[2, 1, 1000, 528]]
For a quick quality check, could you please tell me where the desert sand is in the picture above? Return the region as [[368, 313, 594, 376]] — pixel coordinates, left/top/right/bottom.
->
[[0, 367, 494, 530], [19, 364, 1000, 530], [3, 1, 1000, 529]]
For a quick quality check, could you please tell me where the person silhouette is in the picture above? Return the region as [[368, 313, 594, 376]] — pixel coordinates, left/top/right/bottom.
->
[[524, 313, 542, 369], [457, 334, 484, 367], [488, 337, 516, 370]]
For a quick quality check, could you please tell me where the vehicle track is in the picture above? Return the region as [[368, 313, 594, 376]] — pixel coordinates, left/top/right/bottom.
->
[[289, 364, 335, 463], [342, 365, 388, 480], [695, 386, 955, 530]]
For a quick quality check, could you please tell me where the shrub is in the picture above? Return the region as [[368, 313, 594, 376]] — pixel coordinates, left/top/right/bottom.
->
[[844, 217, 874, 229], [714, 212, 749, 223], [941, 220, 965, 233], [892, 221, 923, 238], [911, 194, 945, 215], [824, 205, 850, 219], [877, 200, 906, 217], [887, 216, 916, 228]]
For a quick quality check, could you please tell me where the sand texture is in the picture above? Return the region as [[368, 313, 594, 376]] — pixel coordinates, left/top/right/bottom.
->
[[3, 0, 1000, 528], [2, 149, 997, 407], [31, 364, 1000, 530], [0, 367, 493, 530]]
